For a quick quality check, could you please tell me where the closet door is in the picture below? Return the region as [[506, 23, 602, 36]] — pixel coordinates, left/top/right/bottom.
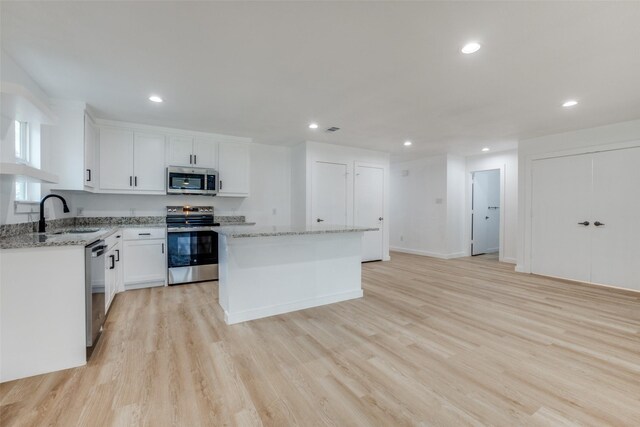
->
[[590, 147, 640, 291], [531, 154, 593, 282]]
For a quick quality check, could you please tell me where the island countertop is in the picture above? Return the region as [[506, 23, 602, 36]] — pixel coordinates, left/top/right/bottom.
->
[[216, 224, 378, 239]]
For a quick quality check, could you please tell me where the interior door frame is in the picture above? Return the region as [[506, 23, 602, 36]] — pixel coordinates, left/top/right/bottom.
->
[[467, 167, 505, 261], [354, 162, 385, 261]]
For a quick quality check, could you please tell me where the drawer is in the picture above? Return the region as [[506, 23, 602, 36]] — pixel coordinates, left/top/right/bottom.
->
[[122, 227, 166, 241], [105, 231, 123, 248]]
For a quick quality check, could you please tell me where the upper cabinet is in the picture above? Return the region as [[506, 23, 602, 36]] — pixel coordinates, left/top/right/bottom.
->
[[83, 113, 98, 189], [218, 142, 250, 197], [167, 135, 218, 169], [99, 127, 166, 193]]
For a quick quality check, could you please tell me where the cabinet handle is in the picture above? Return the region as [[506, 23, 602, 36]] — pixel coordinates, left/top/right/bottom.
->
[[162, 243, 165, 254], [190, 154, 193, 164], [130, 176, 133, 186], [109, 255, 115, 269], [115, 249, 120, 262], [379, 217, 383, 221], [138, 233, 151, 236], [317, 218, 324, 222], [86, 169, 92, 182], [219, 180, 223, 190], [594, 221, 605, 227], [578, 221, 590, 226], [135, 176, 138, 187]]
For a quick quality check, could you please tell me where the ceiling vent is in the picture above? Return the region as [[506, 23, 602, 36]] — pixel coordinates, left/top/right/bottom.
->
[[325, 127, 340, 132]]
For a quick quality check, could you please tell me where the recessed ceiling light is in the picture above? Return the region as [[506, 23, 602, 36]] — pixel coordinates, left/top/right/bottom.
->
[[149, 95, 163, 103], [482, 147, 490, 152], [404, 141, 412, 146], [562, 100, 578, 107], [461, 42, 481, 54], [309, 123, 319, 129]]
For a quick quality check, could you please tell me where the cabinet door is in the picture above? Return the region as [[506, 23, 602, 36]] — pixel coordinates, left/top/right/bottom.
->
[[83, 113, 96, 189], [167, 136, 194, 167], [99, 127, 134, 191], [591, 147, 640, 291], [218, 142, 250, 196], [134, 132, 166, 191], [193, 137, 218, 169], [531, 154, 593, 283], [123, 240, 166, 288]]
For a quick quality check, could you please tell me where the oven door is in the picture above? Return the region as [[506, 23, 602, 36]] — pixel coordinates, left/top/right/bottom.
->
[[167, 169, 207, 195], [167, 230, 219, 284]]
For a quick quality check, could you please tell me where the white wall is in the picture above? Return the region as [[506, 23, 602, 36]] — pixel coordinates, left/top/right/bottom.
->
[[0, 50, 74, 225], [446, 155, 466, 257], [517, 119, 640, 272], [66, 143, 291, 226], [390, 155, 449, 257], [466, 150, 518, 263]]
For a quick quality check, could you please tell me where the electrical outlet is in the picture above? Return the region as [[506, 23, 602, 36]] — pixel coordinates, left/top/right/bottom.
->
[[400, 235, 404, 242], [130, 208, 136, 216], [435, 198, 443, 204], [272, 208, 277, 215], [76, 207, 84, 216]]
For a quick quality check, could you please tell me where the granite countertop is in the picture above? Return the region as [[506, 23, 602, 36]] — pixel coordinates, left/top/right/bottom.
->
[[0, 224, 168, 249], [216, 224, 378, 239]]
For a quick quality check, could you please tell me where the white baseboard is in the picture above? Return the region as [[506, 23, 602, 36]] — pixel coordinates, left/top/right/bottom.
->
[[224, 289, 364, 325], [515, 264, 528, 273], [390, 247, 466, 260], [502, 257, 517, 264]]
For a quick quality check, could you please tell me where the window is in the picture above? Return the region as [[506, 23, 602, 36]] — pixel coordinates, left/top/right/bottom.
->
[[15, 120, 30, 163], [15, 177, 29, 201]]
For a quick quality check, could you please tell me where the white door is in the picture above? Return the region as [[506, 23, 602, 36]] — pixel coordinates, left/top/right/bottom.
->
[[193, 137, 218, 169], [312, 161, 348, 225], [591, 147, 640, 291], [218, 142, 250, 196], [99, 127, 134, 191], [167, 136, 194, 167], [471, 170, 500, 255], [133, 132, 166, 191], [355, 165, 384, 261], [531, 154, 593, 282]]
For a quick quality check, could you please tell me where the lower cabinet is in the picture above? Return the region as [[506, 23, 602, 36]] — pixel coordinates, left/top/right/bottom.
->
[[122, 228, 167, 290], [105, 240, 121, 312]]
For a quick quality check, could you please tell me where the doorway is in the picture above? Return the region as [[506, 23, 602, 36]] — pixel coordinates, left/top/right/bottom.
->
[[471, 169, 500, 256], [354, 163, 384, 262]]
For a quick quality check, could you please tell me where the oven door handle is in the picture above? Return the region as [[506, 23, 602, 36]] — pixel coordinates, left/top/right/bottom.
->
[[167, 227, 217, 233]]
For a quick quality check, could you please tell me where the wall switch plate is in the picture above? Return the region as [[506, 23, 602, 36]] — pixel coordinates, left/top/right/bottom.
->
[[400, 235, 404, 241], [272, 208, 277, 215], [435, 198, 443, 204]]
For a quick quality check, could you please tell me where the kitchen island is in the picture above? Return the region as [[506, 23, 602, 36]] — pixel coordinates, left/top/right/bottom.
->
[[217, 225, 377, 324]]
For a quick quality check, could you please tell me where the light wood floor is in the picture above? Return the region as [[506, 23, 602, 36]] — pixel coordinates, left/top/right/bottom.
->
[[2, 252, 639, 426]]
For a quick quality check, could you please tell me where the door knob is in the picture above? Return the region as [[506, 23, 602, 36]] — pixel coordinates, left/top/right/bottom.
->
[[378, 217, 383, 221], [578, 221, 590, 226], [594, 221, 605, 226], [317, 218, 324, 222], [485, 216, 490, 220]]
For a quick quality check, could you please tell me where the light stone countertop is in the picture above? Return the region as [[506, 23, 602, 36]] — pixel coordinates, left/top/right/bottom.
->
[[216, 224, 378, 239]]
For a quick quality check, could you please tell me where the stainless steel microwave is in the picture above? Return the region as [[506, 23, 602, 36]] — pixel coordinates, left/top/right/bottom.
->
[[167, 166, 218, 196]]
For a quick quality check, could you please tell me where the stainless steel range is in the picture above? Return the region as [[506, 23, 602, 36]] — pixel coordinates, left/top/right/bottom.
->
[[166, 205, 220, 285]]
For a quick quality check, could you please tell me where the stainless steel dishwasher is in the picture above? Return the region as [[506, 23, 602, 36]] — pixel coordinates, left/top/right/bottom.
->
[[85, 240, 106, 352]]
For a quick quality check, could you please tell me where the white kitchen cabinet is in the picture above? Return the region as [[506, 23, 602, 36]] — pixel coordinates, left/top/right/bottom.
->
[[123, 228, 167, 289], [167, 135, 195, 167], [83, 112, 98, 189], [167, 135, 218, 169], [134, 132, 166, 191], [99, 127, 165, 193], [99, 127, 135, 191], [218, 142, 250, 196]]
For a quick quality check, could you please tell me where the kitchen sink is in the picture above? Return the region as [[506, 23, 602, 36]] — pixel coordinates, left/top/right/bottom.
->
[[49, 228, 101, 235]]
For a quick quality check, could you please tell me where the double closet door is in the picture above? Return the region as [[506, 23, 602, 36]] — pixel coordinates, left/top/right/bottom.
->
[[531, 146, 640, 291]]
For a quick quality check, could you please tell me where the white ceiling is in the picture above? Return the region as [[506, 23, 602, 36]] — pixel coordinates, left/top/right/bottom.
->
[[2, 1, 640, 160]]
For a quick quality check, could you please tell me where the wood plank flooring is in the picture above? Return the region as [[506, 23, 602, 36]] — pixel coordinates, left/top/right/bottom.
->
[[2, 252, 639, 426]]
